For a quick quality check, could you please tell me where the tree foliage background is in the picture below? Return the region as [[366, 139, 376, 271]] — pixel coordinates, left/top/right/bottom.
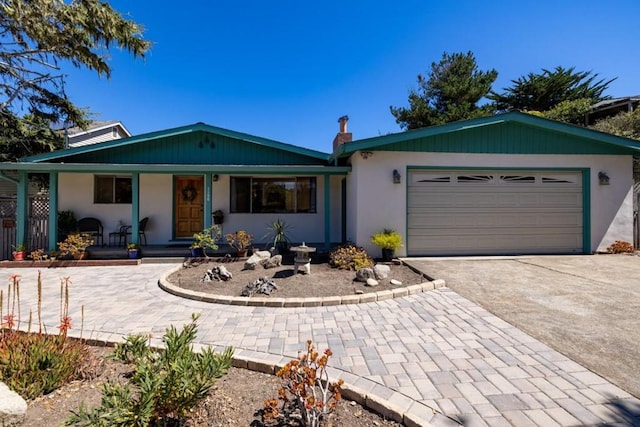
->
[[0, 0, 150, 161], [390, 51, 498, 130]]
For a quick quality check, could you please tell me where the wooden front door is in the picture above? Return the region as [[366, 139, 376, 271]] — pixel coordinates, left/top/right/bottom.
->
[[174, 176, 204, 238]]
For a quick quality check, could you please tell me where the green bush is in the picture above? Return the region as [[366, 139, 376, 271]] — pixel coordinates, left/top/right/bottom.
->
[[370, 229, 403, 250], [0, 333, 92, 399], [328, 244, 373, 270], [66, 313, 234, 426], [0, 273, 95, 400]]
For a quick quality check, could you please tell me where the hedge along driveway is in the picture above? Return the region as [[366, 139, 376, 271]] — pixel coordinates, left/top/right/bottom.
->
[[404, 255, 640, 399]]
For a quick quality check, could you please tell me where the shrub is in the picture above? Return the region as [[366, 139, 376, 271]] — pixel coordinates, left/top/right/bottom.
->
[[264, 340, 343, 427], [607, 240, 635, 254], [58, 232, 94, 257], [328, 244, 373, 270], [371, 229, 403, 250], [66, 313, 234, 426], [0, 273, 95, 400]]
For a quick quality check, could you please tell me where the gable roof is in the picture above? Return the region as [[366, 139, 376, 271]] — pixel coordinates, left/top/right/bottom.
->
[[66, 120, 132, 139], [330, 111, 640, 161], [21, 122, 330, 165]]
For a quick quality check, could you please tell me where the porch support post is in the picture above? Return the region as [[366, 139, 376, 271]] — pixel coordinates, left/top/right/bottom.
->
[[131, 172, 140, 244], [204, 172, 212, 229], [16, 171, 28, 248], [48, 172, 58, 251], [324, 174, 331, 251]]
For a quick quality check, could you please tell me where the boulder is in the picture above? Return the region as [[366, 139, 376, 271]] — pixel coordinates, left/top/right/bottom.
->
[[373, 264, 391, 280], [366, 278, 379, 287], [0, 382, 27, 427], [244, 251, 271, 270], [263, 255, 282, 269], [390, 279, 403, 286], [355, 267, 375, 282]]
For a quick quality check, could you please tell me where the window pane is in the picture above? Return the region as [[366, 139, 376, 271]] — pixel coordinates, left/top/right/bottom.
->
[[296, 177, 316, 213], [231, 177, 250, 213], [252, 178, 295, 213], [94, 176, 113, 204], [114, 177, 132, 203]]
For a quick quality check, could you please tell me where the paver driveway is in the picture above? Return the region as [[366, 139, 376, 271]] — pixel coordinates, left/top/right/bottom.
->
[[405, 255, 640, 401], [5, 262, 640, 426]]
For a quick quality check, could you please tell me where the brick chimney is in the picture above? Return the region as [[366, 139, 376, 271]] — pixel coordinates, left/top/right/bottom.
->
[[332, 115, 352, 151]]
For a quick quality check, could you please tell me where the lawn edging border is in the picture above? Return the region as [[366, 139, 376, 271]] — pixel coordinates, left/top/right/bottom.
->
[[157, 265, 446, 307]]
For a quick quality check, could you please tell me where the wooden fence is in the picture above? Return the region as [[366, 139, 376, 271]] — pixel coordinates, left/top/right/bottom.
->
[[0, 196, 49, 260]]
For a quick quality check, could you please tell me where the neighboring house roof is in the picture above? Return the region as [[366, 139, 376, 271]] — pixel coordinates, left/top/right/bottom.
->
[[330, 111, 640, 162], [66, 120, 132, 139], [65, 121, 131, 148], [587, 96, 640, 125]]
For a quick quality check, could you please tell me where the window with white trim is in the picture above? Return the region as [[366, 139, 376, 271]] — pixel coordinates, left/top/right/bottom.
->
[[94, 176, 132, 204], [230, 177, 316, 213]]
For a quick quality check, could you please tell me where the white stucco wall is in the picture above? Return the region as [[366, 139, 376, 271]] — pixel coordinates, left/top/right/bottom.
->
[[58, 173, 172, 244], [212, 174, 343, 247], [348, 151, 634, 256], [59, 173, 343, 247]]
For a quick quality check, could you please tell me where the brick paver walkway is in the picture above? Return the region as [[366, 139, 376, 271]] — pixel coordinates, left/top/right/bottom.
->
[[6, 265, 640, 426]]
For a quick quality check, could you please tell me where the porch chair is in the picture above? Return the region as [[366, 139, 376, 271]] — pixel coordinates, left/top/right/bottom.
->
[[124, 217, 149, 246], [77, 217, 104, 247]]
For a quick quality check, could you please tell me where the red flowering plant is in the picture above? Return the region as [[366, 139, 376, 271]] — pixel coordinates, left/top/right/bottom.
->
[[263, 340, 343, 426], [0, 272, 92, 400]]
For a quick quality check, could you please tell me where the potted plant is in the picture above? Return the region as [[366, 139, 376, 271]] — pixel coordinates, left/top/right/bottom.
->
[[12, 243, 27, 260], [371, 229, 403, 262], [191, 225, 221, 257], [225, 230, 253, 257], [213, 209, 224, 225], [263, 218, 293, 254], [127, 243, 140, 259], [58, 232, 94, 260]]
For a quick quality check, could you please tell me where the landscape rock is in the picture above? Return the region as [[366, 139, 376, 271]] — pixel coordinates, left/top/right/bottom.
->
[[241, 276, 278, 296], [0, 381, 27, 427], [373, 264, 391, 280], [390, 279, 403, 286], [263, 255, 282, 269], [355, 267, 375, 282], [244, 251, 271, 270], [202, 265, 233, 282], [366, 278, 379, 287]]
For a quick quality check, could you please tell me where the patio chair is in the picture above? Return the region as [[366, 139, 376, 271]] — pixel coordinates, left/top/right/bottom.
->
[[77, 217, 104, 247], [123, 217, 149, 246]]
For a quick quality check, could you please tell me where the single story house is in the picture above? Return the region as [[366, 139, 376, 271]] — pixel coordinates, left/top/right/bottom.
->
[[1, 111, 639, 258]]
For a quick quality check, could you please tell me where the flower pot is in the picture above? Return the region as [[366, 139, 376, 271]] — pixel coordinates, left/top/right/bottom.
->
[[381, 248, 395, 262], [128, 249, 139, 259], [236, 249, 248, 258], [73, 252, 88, 260], [12, 251, 25, 261], [190, 248, 204, 257]]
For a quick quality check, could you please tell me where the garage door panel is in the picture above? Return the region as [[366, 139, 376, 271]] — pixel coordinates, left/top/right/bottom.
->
[[409, 191, 581, 209], [407, 170, 584, 255]]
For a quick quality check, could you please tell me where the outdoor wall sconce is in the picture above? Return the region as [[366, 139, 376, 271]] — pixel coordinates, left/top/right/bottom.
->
[[360, 151, 373, 159], [393, 169, 401, 184], [598, 171, 610, 185], [212, 174, 219, 182]]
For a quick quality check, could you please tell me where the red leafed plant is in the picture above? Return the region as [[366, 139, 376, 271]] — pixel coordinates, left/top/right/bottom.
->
[[606, 240, 635, 254], [263, 340, 343, 426]]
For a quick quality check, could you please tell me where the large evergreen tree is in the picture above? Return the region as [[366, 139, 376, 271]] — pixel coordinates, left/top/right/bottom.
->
[[390, 51, 498, 130], [490, 66, 614, 114], [0, 0, 150, 161]]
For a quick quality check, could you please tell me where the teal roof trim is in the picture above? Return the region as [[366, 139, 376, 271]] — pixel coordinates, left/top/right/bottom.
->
[[1, 163, 351, 175], [21, 122, 330, 163], [331, 112, 640, 160]]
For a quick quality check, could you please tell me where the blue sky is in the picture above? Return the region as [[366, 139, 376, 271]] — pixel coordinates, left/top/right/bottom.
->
[[63, 0, 640, 153]]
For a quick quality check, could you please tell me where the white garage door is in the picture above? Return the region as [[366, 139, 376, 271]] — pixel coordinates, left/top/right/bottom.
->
[[407, 170, 584, 255]]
